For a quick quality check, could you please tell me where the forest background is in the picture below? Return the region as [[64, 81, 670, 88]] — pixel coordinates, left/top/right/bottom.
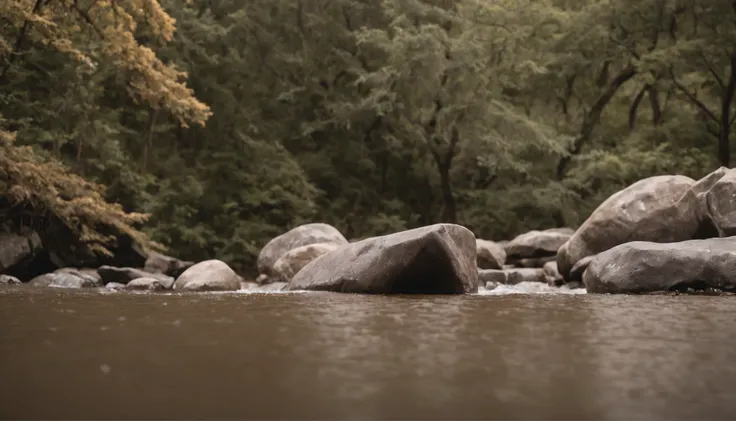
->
[[1, 0, 734, 275]]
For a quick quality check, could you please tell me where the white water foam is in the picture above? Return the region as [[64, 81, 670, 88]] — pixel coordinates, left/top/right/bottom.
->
[[94, 283, 587, 295], [478, 282, 587, 295]]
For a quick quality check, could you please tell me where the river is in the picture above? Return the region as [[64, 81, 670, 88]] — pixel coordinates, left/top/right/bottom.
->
[[1, 284, 734, 420]]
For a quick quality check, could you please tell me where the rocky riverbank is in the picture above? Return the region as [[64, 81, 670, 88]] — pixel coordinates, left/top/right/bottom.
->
[[3, 167, 736, 295]]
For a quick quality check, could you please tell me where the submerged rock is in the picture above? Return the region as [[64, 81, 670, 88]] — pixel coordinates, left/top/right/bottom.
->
[[173, 259, 241, 291], [558, 175, 697, 280], [478, 269, 507, 286], [0, 274, 21, 284], [28, 270, 99, 288], [125, 277, 174, 291], [543, 261, 562, 286], [476, 239, 506, 270], [515, 255, 556, 268], [286, 224, 478, 294], [584, 237, 736, 294], [105, 282, 126, 291], [257, 223, 348, 278], [97, 266, 173, 286], [478, 268, 546, 285], [272, 243, 339, 283], [505, 268, 547, 285]]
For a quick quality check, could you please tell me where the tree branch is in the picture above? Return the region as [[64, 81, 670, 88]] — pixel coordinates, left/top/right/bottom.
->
[[698, 48, 725, 90], [628, 84, 649, 129], [73, 0, 105, 39], [0, 0, 45, 83], [669, 67, 719, 123], [557, 65, 637, 179]]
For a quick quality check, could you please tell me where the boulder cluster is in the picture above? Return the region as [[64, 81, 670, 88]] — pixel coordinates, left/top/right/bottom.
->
[[3, 167, 736, 295]]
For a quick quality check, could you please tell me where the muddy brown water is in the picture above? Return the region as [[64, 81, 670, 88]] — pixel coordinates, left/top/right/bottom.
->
[[1, 284, 735, 420]]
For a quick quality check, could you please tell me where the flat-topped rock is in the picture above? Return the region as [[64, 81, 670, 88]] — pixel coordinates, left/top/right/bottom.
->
[[286, 224, 478, 294]]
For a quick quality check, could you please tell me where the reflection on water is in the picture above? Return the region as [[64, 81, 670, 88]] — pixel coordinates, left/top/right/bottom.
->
[[0, 286, 734, 420]]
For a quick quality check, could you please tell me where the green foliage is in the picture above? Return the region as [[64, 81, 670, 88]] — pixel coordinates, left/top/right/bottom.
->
[[1, 0, 733, 274]]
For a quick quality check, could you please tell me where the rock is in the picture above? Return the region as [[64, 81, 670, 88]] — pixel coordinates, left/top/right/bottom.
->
[[56, 267, 102, 284], [0, 274, 21, 284], [97, 265, 173, 286], [515, 255, 556, 268], [28, 271, 99, 288], [286, 224, 478, 294], [174, 260, 241, 291], [583, 237, 736, 294], [478, 269, 507, 286], [255, 274, 269, 285], [272, 243, 340, 283], [547, 227, 575, 236], [0, 229, 42, 274], [125, 277, 173, 291], [257, 223, 348, 277], [144, 253, 194, 278], [105, 282, 126, 290], [704, 169, 736, 237], [543, 261, 562, 286], [481, 281, 499, 291], [505, 228, 572, 262], [558, 175, 697, 280], [476, 239, 506, 270], [505, 268, 546, 285], [568, 255, 595, 282], [256, 282, 288, 292]]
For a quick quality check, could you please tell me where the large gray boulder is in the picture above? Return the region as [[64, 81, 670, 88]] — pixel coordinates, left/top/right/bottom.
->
[[173, 259, 241, 291], [0, 229, 42, 274], [286, 224, 478, 294], [704, 169, 736, 237], [558, 175, 697, 280], [584, 237, 736, 294], [257, 223, 348, 278], [272, 243, 340, 283], [476, 239, 506, 269]]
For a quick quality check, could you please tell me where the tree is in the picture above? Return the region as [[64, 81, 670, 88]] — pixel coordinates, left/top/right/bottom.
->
[[1, 0, 211, 126], [666, 2, 736, 166]]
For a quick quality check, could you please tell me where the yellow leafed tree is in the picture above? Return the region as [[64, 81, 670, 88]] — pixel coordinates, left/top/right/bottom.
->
[[0, 0, 200, 271], [0, 0, 211, 126]]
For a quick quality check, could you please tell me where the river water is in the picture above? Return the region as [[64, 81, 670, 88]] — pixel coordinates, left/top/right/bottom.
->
[[1, 284, 735, 420]]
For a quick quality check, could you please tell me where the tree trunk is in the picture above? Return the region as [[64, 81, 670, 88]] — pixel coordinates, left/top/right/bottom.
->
[[0, 0, 45, 85], [719, 52, 736, 167], [557, 66, 637, 179], [437, 159, 457, 223]]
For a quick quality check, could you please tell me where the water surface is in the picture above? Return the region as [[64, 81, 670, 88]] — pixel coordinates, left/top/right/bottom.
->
[[1, 285, 734, 419]]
